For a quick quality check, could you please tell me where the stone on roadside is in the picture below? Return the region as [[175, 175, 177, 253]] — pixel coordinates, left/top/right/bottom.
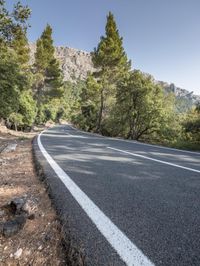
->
[[10, 197, 26, 214], [3, 215, 26, 237], [14, 248, 23, 259], [23, 198, 38, 217], [2, 143, 17, 153]]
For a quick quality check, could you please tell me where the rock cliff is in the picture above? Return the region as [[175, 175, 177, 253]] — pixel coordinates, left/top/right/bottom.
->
[[29, 43, 95, 82]]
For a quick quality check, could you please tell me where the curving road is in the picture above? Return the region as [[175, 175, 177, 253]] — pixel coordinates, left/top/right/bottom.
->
[[35, 124, 200, 266]]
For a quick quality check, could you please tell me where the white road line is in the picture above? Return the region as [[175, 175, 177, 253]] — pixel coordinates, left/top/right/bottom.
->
[[38, 132, 154, 266], [67, 124, 200, 156], [107, 147, 200, 174]]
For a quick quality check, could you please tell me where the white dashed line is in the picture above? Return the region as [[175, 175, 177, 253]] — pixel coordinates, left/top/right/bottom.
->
[[107, 147, 200, 174]]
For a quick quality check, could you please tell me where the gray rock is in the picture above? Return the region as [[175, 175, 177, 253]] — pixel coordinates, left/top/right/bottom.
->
[[10, 197, 26, 214], [23, 198, 38, 217], [2, 143, 17, 153], [3, 215, 26, 237]]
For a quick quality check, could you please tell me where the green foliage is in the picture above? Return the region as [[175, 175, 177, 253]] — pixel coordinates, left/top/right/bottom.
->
[[0, 1, 36, 131], [45, 58, 63, 90], [9, 112, 23, 131], [0, 48, 28, 119], [0, 0, 31, 45], [18, 90, 37, 127], [92, 12, 131, 132], [75, 75, 100, 131], [114, 71, 166, 139], [33, 24, 64, 120], [11, 27, 30, 66], [92, 12, 130, 79], [34, 24, 55, 73], [182, 107, 200, 142]]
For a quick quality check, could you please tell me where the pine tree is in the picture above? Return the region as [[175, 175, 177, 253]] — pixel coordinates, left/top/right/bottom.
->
[[34, 24, 55, 73], [34, 24, 63, 90], [11, 27, 30, 67], [92, 12, 130, 132], [34, 24, 63, 120], [0, 0, 31, 46]]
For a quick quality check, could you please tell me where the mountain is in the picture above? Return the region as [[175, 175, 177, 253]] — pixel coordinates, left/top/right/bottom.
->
[[29, 43, 95, 82], [29, 43, 200, 105], [156, 81, 200, 104]]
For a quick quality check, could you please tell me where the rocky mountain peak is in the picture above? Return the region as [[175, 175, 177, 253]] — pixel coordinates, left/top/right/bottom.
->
[[29, 43, 95, 82]]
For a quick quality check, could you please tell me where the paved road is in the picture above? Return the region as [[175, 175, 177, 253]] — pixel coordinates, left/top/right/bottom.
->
[[37, 124, 200, 266]]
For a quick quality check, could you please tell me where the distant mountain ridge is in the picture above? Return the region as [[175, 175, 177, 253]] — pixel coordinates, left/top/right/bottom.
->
[[156, 81, 200, 104], [29, 43, 200, 104]]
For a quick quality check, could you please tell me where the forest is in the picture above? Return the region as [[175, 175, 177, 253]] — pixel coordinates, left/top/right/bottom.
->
[[0, 1, 199, 150]]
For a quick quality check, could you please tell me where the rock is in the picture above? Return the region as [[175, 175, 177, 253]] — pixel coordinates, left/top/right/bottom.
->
[[23, 198, 38, 217], [14, 248, 22, 259], [38, 245, 43, 251], [2, 143, 17, 153], [7, 196, 38, 217], [0, 210, 5, 217], [0, 125, 8, 134], [10, 197, 26, 214], [3, 215, 26, 237]]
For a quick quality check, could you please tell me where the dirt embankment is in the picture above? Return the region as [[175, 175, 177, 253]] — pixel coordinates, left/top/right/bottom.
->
[[0, 128, 67, 265]]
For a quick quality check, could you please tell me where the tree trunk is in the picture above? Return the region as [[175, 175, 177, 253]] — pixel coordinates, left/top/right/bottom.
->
[[96, 89, 104, 133]]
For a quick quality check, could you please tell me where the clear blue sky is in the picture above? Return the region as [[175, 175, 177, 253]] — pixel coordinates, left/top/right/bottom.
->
[[7, 0, 200, 94]]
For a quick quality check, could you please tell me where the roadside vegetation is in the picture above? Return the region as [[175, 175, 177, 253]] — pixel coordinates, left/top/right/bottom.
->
[[0, 1, 199, 150]]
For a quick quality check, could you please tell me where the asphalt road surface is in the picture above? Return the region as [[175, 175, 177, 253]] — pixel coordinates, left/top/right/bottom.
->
[[37, 124, 200, 266]]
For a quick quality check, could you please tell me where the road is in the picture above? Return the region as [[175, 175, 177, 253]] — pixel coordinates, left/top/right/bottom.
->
[[36, 124, 200, 266]]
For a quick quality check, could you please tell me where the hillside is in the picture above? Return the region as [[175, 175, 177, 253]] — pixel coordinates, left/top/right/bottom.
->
[[29, 43, 200, 104]]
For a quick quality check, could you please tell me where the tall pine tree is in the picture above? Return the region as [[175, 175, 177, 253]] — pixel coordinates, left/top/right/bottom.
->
[[92, 12, 131, 132], [11, 27, 30, 68], [33, 24, 63, 121], [34, 24, 55, 73]]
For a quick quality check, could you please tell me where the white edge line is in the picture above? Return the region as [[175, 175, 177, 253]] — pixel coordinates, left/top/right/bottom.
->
[[67, 124, 200, 156], [37, 131, 154, 266], [107, 147, 200, 174]]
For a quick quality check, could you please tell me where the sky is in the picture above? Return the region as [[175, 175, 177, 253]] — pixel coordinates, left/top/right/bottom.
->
[[6, 0, 200, 94]]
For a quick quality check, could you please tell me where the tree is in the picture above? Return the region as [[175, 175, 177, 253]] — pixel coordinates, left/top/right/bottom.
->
[[115, 70, 165, 140], [183, 104, 200, 143], [34, 25, 63, 106], [92, 12, 131, 132], [0, 0, 31, 46], [0, 1, 35, 131], [0, 49, 28, 119], [34, 24, 55, 73], [11, 26, 30, 67], [9, 112, 23, 131], [76, 75, 100, 131], [18, 90, 37, 128], [33, 25, 63, 123]]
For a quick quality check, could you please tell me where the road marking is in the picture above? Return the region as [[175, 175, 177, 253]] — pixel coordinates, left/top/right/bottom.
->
[[38, 132, 154, 266], [125, 140, 200, 156], [67, 124, 200, 156], [107, 147, 200, 174]]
